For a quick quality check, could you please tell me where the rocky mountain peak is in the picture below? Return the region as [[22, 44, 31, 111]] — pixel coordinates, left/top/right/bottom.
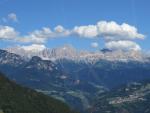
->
[[4, 45, 150, 63]]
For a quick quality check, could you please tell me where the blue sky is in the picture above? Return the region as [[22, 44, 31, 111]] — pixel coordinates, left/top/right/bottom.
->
[[0, 0, 149, 51]]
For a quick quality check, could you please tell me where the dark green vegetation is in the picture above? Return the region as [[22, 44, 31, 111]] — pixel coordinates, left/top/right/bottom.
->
[[91, 80, 150, 113], [0, 72, 79, 113]]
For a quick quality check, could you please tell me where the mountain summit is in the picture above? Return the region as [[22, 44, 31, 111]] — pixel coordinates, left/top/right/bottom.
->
[[5, 45, 149, 63]]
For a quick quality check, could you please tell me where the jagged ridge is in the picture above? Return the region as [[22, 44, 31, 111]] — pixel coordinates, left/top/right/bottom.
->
[[5, 45, 150, 63]]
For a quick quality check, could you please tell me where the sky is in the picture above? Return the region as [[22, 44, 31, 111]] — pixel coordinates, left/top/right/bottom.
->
[[0, 0, 150, 51]]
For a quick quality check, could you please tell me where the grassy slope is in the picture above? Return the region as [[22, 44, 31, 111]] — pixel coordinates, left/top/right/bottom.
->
[[0, 72, 79, 113]]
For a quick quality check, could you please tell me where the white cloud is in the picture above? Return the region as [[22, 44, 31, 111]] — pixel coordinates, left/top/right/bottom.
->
[[105, 40, 141, 51], [54, 25, 65, 33], [54, 25, 71, 36], [0, 26, 18, 39], [72, 21, 144, 51], [73, 25, 98, 38], [0, 20, 145, 51], [19, 26, 70, 43], [97, 21, 144, 41], [0, 20, 145, 42], [21, 44, 46, 52], [1, 13, 18, 23], [8, 13, 18, 22], [72, 21, 145, 40], [18, 27, 52, 43], [91, 42, 99, 48], [0, 25, 69, 43], [17, 36, 47, 44]]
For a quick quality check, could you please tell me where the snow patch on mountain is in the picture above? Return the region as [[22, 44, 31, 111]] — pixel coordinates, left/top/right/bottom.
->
[[21, 44, 46, 52], [5, 45, 150, 63]]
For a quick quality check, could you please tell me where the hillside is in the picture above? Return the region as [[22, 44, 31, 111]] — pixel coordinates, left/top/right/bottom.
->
[[90, 80, 150, 113], [0, 72, 78, 113]]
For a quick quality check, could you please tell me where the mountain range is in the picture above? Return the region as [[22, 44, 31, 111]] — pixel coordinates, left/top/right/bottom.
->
[[5, 45, 150, 63], [0, 46, 150, 112]]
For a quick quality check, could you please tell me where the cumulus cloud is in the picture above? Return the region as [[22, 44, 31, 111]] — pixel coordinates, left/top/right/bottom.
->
[[18, 27, 52, 43], [91, 42, 99, 48], [17, 36, 47, 44], [8, 13, 18, 22], [54, 25, 66, 33], [21, 44, 46, 52], [18, 26, 70, 43], [105, 40, 141, 51], [1, 13, 18, 23], [73, 21, 145, 40], [97, 21, 144, 41], [0, 26, 18, 39], [0, 20, 144, 41], [54, 25, 71, 36], [73, 25, 98, 38], [0, 20, 145, 51], [72, 21, 144, 51]]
